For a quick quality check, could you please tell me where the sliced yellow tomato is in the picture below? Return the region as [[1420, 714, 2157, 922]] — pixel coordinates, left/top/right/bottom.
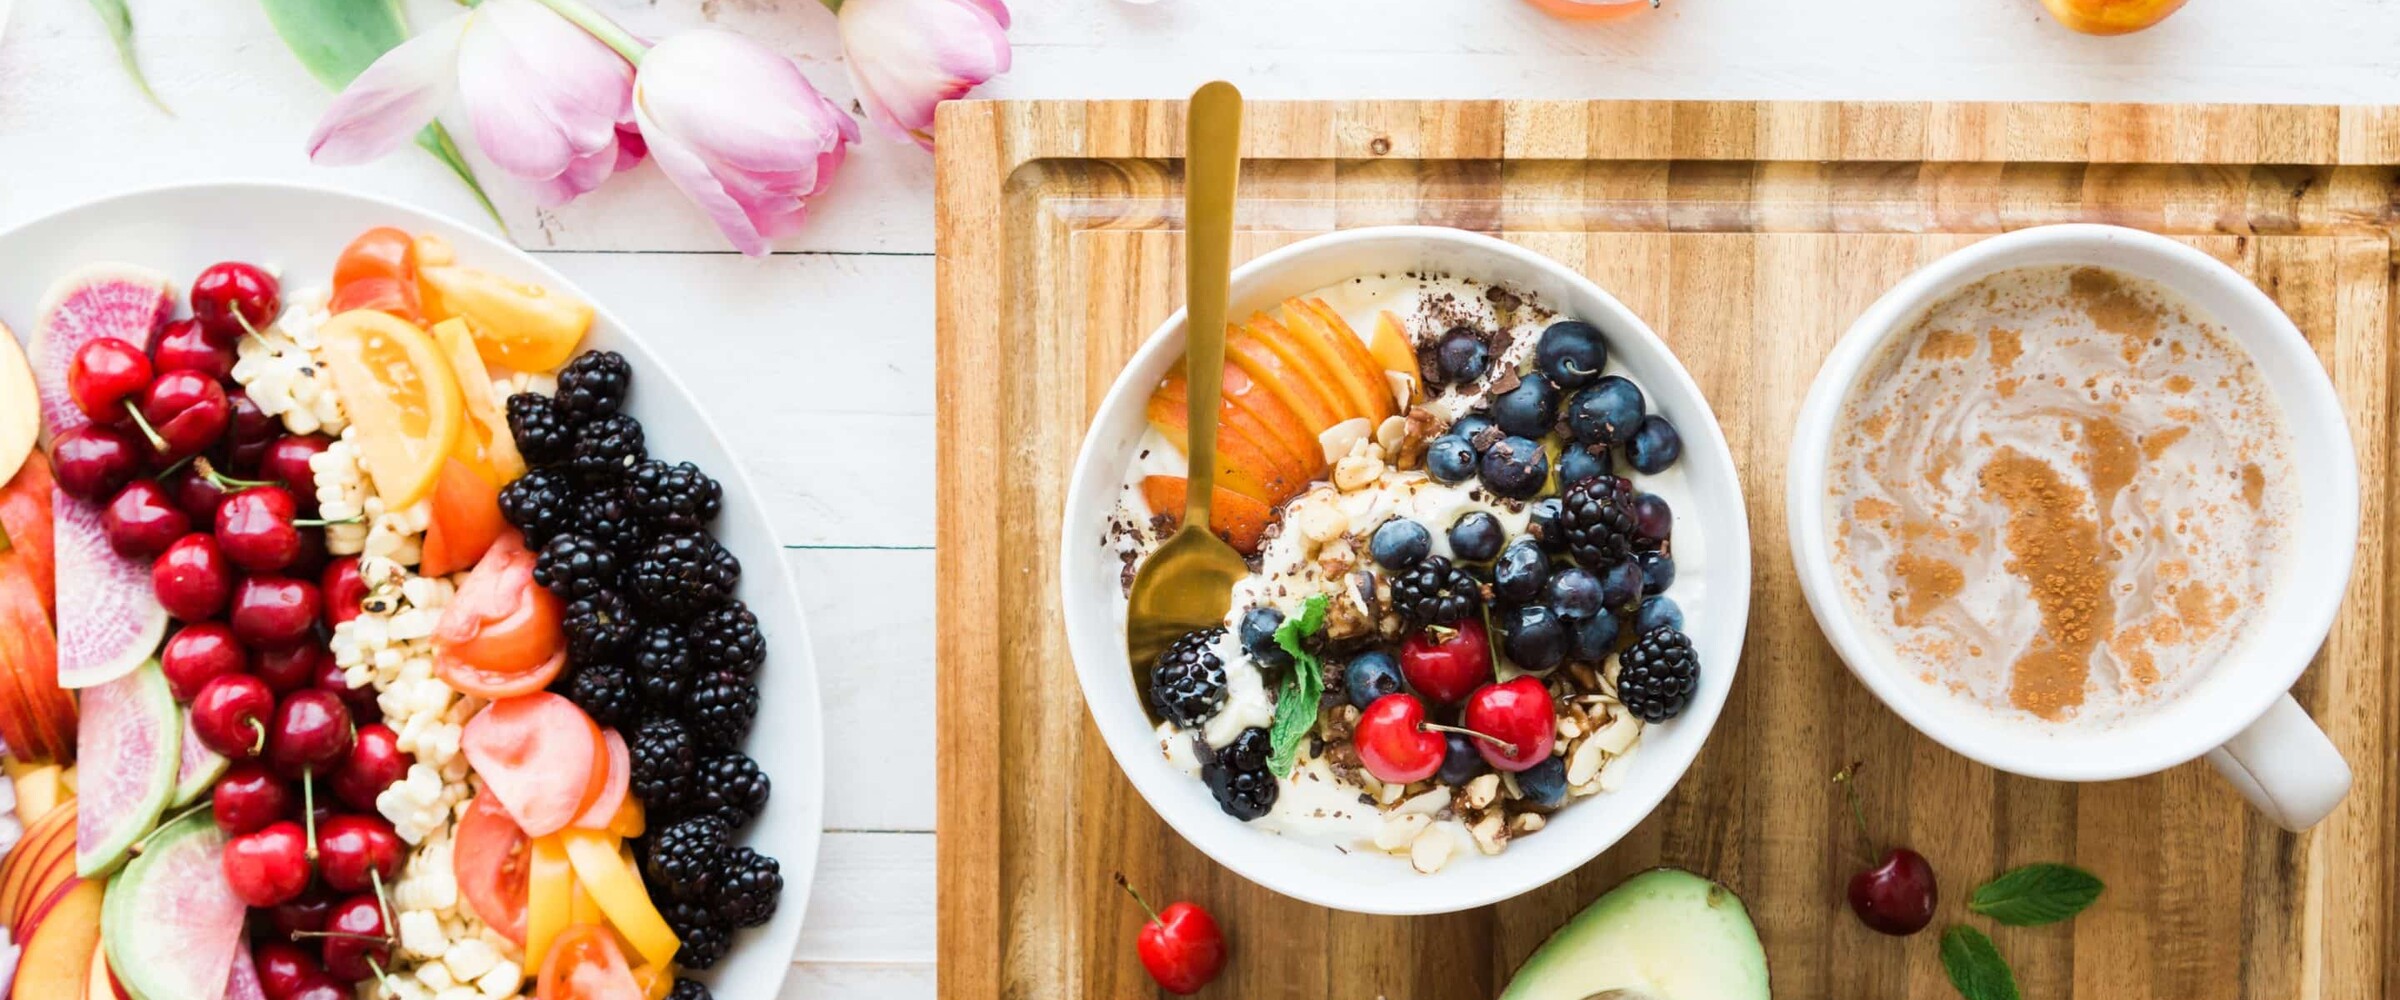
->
[[568, 875, 604, 927], [417, 265, 592, 373], [432, 318, 526, 486], [631, 964, 673, 1000], [605, 797, 645, 840], [318, 309, 465, 508], [525, 834, 575, 971], [560, 829, 678, 969]]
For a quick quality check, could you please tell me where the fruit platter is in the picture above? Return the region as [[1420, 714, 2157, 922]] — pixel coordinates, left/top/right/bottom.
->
[[0, 183, 822, 1000]]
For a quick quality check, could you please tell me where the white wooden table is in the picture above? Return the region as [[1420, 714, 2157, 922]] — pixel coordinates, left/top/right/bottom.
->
[[5, 0, 2398, 995]]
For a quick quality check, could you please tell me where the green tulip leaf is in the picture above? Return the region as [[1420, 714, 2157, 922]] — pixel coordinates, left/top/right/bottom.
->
[[84, 0, 169, 113]]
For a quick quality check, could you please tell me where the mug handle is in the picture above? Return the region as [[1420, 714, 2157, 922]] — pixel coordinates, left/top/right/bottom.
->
[[2203, 693, 2351, 831]]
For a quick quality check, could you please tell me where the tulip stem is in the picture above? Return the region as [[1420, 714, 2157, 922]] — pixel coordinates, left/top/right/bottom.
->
[[529, 0, 649, 65], [817, 0, 845, 11]]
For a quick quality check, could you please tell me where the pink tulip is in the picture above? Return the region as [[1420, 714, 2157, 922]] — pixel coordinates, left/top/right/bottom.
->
[[633, 30, 859, 256], [836, 0, 1011, 149], [307, 0, 641, 207]]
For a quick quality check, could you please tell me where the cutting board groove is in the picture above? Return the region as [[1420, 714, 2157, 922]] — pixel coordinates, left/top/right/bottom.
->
[[935, 100, 2398, 1000]]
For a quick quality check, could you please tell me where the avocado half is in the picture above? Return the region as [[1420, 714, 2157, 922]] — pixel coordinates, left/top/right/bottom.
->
[[1500, 868, 1771, 1000]]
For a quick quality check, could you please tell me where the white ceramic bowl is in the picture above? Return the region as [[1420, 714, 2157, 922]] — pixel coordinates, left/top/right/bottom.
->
[[0, 182, 825, 993], [1060, 227, 1752, 914]]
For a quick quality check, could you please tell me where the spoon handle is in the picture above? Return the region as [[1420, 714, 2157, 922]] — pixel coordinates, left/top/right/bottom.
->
[[1181, 80, 1242, 531]]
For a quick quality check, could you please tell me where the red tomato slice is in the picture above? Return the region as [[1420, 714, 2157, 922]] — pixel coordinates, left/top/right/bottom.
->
[[435, 530, 566, 696], [420, 458, 505, 578], [462, 693, 603, 837], [436, 647, 567, 701], [454, 791, 531, 947], [537, 924, 641, 1000], [570, 730, 629, 831], [331, 227, 422, 323]]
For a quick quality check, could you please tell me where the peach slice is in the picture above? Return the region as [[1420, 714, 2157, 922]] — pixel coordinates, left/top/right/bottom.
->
[[1146, 379, 1302, 503], [1271, 303, 1392, 427], [1248, 311, 1369, 425], [1218, 362, 1328, 482], [1296, 299, 1403, 422], [1139, 475, 1272, 556], [1228, 321, 1347, 433], [1370, 311, 1422, 380]]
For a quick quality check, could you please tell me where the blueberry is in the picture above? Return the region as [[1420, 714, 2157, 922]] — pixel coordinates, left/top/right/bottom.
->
[[1638, 549, 1676, 595], [1344, 651, 1404, 709], [1634, 595, 1684, 635], [1435, 327, 1490, 384], [1525, 497, 1565, 551], [1626, 415, 1683, 473], [1565, 375, 1645, 446], [1493, 539, 1551, 604], [1500, 605, 1569, 672], [1447, 511, 1504, 563], [1478, 436, 1550, 500], [1435, 733, 1488, 786], [1599, 560, 1644, 609], [1425, 436, 1477, 484], [1370, 518, 1433, 569], [1517, 755, 1568, 809], [1557, 445, 1608, 489], [1449, 413, 1497, 451], [1239, 606, 1292, 669], [1631, 493, 1673, 548], [1491, 374, 1561, 438], [1546, 567, 1604, 621], [1534, 320, 1607, 390], [1572, 613, 1620, 661]]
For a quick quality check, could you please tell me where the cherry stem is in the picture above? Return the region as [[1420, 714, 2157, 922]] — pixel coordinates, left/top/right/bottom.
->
[[371, 868, 398, 943], [297, 516, 364, 528], [1832, 761, 1878, 867], [1422, 722, 1516, 756], [246, 717, 267, 757], [1112, 872, 1163, 930], [230, 307, 268, 342], [366, 957, 402, 996], [292, 930, 397, 945], [121, 400, 168, 453], [303, 769, 318, 862], [193, 457, 275, 491]]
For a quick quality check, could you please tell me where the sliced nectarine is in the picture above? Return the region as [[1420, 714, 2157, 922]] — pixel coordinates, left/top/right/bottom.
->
[[1138, 475, 1271, 556], [1370, 310, 1423, 392], [1227, 322, 1346, 433], [1, 801, 74, 931], [1247, 311, 1369, 424], [1145, 380, 1299, 504], [1218, 363, 1328, 482], [1270, 304, 1389, 427], [1295, 299, 1402, 423], [12, 879, 100, 1000]]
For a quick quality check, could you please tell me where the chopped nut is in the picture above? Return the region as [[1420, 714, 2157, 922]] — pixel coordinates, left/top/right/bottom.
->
[[1589, 714, 1642, 756], [1509, 812, 1546, 835], [1292, 494, 1349, 543], [1317, 537, 1357, 578], [1597, 745, 1639, 791], [1318, 418, 1372, 465], [1374, 414, 1410, 456], [1569, 663, 1602, 692], [1500, 772, 1523, 800], [1393, 787, 1452, 817], [1333, 452, 1385, 492], [1378, 779, 1407, 805], [1555, 715, 1583, 741], [1375, 812, 1432, 851], [1460, 773, 1501, 811], [1409, 826, 1455, 873], [1469, 812, 1510, 855], [1566, 737, 1606, 787]]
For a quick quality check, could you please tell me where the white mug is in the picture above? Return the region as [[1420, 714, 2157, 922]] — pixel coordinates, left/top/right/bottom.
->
[[1785, 224, 2356, 831]]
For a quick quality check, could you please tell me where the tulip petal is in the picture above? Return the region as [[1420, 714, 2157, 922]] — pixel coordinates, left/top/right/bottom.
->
[[456, 0, 637, 201], [306, 14, 469, 165], [839, 0, 1011, 150], [635, 31, 859, 256]]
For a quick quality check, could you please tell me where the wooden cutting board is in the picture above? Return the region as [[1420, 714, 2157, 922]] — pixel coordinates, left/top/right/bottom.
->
[[933, 100, 2397, 1000]]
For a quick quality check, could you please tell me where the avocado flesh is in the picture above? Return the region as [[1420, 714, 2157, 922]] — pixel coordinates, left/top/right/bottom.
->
[[1500, 868, 1771, 1000]]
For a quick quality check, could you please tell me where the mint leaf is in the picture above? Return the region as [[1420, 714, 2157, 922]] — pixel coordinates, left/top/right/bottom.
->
[[1969, 864, 2105, 926], [1265, 595, 1330, 776], [1939, 926, 2020, 1000]]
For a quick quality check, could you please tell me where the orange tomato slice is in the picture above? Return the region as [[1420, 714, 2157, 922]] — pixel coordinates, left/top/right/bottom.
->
[[571, 730, 630, 831], [331, 227, 424, 324], [535, 924, 641, 1000], [461, 694, 604, 838], [455, 791, 533, 947], [420, 458, 506, 578], [416, 265, 593, 373], [317, 310, 465, 508]]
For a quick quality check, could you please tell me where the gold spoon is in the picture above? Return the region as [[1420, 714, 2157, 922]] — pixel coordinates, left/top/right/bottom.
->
[[1126, 80, 1249, 695]]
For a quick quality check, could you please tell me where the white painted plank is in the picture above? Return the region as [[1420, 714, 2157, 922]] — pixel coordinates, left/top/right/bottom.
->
[[795, 832, 937, 964], [784, 548, 935, 833], [781, 962, 936, 1000]]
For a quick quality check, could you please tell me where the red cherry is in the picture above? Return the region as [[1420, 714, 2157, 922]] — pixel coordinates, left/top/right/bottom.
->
[[223, 820, 311, 907], [66, 337, 152, 424], [251, 643, 326, 696], [266, 688, 354, 777], [288, 525, 329, 578], [315, 894, 390, 981], [1847, 847, 1938, 936], [264, 883, 337, 943], [150, 318, 235, 382], [316, 656, 379, 725], [191, 262, 281, 345], [1116, 874, 1224, 996], [136, 371, 230, 462], [216, 486, 303, 573], [225, 392, 278, 471], [191, 673, 274, 760], [1398, 618, 1494, 705], [253, 941, 325, 1000], [230, 575, 321, 649], [331, 723, 407, 812], [1461, 677, 1558, 773], [153, 534, 235, 621], [314, 815, 403, 893], [280, 974, 351, 1000], [257, 436, 330, 515], [1354, 694, 1450, 785], [161, 622, 246, 702], [50, 425, 145, 501], [212, 761, 295, 836], [320, 557, 366, 630], [165, 465, 232, 526], [100, 479, 191, 559]]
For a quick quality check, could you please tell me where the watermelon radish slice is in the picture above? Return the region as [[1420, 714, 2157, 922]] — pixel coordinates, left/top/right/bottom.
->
[[101, 806, 243, 1000], [169, 711, 227, 809], [31, 266, 175, 691], [221, 943, 264, 1000], [75, 661, 179, 878]]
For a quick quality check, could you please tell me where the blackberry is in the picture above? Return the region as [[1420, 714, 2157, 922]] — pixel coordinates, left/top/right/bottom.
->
[[574, 488, 648, 557], [506, 393, 575, 467], [663, 898, 730, 970], [690, 602, 765, 675], [1618, 626, 1700, 723], [554, 351, 631, 422], [562, 590, 637, 664], [561, 660, 638, 728], [627, 460, 723, 533], [1558, 475, 1638, 570], [1200, 727, 1277, 821], [497, 467, 576, 545], [668, 982, 713, 1000], [695, 752, 771, 828], [568, 413, 647, 484], [1389, 555, 1481, 626], [629, 534, 741, 617], [628, 718, 699, 817], [1147, 628, 1226, 727], [533, 533, 619, 601], [632, 625, 697, 705], [645, 815, 731, 899], [685, 671, 758, 751], [716, 846, 782, 928]]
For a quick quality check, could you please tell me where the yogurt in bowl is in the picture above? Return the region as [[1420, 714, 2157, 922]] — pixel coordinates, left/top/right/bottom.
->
[[1060, 227, 1751, 915]]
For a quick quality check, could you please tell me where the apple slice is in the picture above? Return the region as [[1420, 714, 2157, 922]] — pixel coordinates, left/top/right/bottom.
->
[[1, 801, 75, 932], [1138, 476, 1273, 556], [0, 454, 51, 619], [1227, 322, 1346, 434], [0, 321, 38, 487], [1291, 299, 1402, 424], [12, 879, 100, 1000]]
